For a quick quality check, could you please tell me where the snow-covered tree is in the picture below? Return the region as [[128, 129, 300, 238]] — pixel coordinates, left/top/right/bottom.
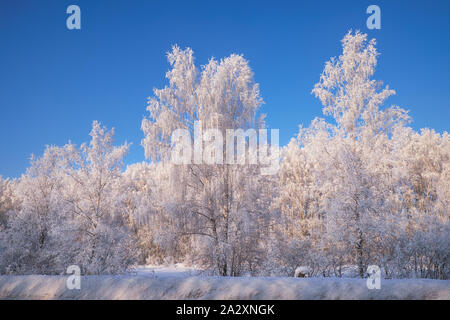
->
[[1, 122, 138, 275], [141, 46, 272, 275], [275, 30, 449, 279], [59, 121, 137, 274], [0, 176, 15, 230], [310, 31, 411, 277], [0, 146, 68, 274]]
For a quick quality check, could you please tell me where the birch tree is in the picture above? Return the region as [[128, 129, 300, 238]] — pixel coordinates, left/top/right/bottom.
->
[[141, 46, 271, 275]]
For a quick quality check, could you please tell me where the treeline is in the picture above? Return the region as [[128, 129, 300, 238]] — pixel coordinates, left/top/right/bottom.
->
[[0, 31, 448, 278]]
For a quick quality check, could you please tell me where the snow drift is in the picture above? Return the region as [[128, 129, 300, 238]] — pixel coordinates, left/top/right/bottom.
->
[[0, 275, 448, 300]]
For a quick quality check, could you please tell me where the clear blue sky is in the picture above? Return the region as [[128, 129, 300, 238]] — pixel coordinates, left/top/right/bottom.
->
[[1, 0, 449, 178]]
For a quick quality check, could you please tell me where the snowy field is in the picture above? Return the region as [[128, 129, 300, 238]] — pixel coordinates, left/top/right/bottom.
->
[[0, 265, 448, 300]]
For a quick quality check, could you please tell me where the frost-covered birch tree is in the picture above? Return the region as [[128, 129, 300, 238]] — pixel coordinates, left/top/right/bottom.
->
[[275, 31, 449, 279], [141, 46, 272, 275]]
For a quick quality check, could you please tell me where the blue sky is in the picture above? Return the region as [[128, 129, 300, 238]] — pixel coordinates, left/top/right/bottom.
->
[[1, 0, 449, 178]]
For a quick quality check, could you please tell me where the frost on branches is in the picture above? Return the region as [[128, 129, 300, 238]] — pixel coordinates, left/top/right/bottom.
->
[[0, 122, 137, 274], [0, 31, 448, 279]]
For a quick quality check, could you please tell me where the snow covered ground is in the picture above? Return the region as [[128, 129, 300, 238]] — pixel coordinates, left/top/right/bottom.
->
[[0, 265, 448, 300], [128, 263, 204, 278]]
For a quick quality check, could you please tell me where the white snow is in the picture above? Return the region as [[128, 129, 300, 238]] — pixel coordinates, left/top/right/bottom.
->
[[127, 263, 203, 278], [294, 266, 310, 277], [0, 269, 448, 300]]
